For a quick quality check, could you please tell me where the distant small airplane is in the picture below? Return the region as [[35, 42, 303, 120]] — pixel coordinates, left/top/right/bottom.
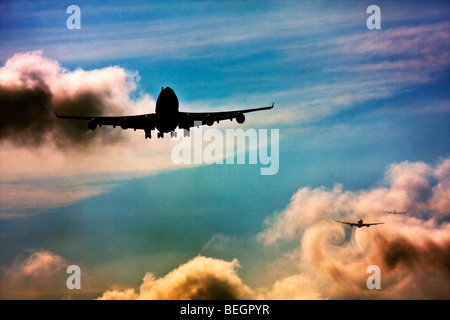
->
[[55, 87, 274, 139], [335, 219, 384, 228], [384, 209, 408, 215]]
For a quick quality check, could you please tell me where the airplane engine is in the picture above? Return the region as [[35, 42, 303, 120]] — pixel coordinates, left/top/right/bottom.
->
[[88, 120, 97, 130], [236, 113, 245, 124]]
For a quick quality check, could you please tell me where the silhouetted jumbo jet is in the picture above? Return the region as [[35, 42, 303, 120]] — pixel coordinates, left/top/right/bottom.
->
[[335, 219, 384, 228], [56, 87, 274, 139]]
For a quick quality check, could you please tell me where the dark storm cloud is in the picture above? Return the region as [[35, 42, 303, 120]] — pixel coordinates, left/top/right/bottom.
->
[[0, 86, 113, 147], [0, 86, 53, 145], [383, 237, 419, 270], [0, 51, 133, 148], [382, 236, 450, 276], [52, 92, 119, 147]]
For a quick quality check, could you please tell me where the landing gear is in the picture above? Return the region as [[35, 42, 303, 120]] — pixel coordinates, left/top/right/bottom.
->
[[183, 129, 190, 137], [171, 131, 177, 138], [157, 131, 164, 139], [144, 129, 152, 139]]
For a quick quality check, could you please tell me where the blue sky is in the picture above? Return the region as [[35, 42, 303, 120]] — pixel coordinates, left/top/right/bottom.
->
[[0, 1, 449, 299]]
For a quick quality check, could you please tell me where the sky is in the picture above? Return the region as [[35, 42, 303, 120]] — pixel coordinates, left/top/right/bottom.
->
[[0, 0, 449, 300]]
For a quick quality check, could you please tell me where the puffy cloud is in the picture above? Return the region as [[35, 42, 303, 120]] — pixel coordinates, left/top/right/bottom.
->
[[294, 218, 450, 299], [257, 158, 450, 299], [0, 50, 167, 153], [258, 184, 355, 244], [0, 250, 108, 299], [0, 50, 133, 147], [259, 158, 450, 244], [0, 251, 68, 299], [98, 256, 253, 300], [256, 274, 322, 300]]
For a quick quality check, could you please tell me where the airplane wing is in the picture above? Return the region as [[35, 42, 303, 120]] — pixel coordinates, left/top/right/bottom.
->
[[55, 112, 156, 131], [362, 222, 385, 226], [334, 220, 356, 227], [177, 103, 274, 129]]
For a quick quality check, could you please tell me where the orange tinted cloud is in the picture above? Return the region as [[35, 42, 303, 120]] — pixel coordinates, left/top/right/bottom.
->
[[97, 256, 253, 300], [0, 251, 67, 299], [257, 158, 450, 299]]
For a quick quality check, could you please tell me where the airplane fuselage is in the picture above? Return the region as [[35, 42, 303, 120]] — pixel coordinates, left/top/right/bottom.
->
[[155, 87, 179, 133]]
